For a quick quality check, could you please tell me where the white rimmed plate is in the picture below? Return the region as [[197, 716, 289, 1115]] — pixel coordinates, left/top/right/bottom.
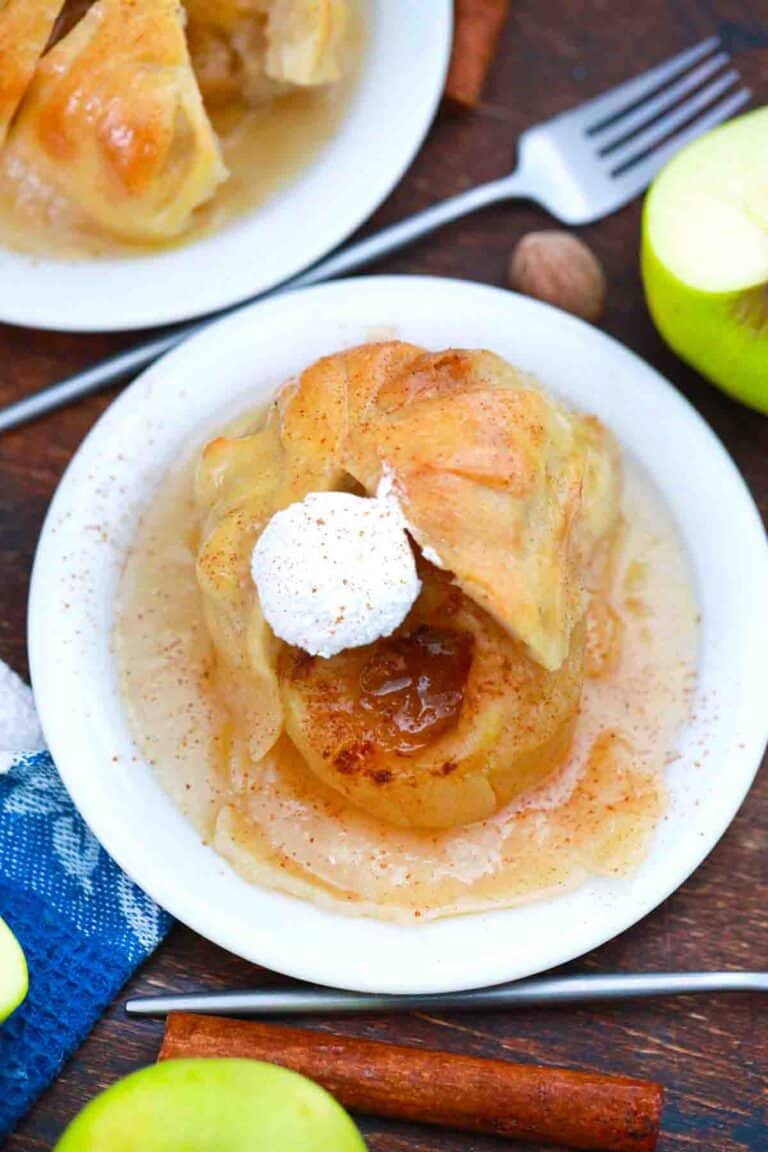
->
[[0, 2, 451, 333], [29, 277, 768, 992]]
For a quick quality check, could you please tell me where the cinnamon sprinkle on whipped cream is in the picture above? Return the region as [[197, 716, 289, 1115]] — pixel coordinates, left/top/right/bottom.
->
[[251, 488, 421, 659]]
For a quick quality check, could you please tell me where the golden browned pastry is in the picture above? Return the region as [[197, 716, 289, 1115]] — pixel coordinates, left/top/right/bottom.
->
[[195, 416, 286, 766], [194, 342, 621, 829], [343, 349, 621, 670], [0, 1, 64, 147], [6, 0, 227, 241]]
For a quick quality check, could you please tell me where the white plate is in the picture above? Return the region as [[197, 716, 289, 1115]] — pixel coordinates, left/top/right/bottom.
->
[[29, 277, 768, 993], [0, 2, 450, 333]]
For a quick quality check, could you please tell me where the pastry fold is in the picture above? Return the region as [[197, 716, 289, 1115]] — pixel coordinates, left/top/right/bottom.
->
[[6, 0, 227, 241]]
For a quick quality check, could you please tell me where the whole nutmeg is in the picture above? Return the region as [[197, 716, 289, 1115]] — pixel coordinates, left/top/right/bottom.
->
[[509, 231, 607, 323]]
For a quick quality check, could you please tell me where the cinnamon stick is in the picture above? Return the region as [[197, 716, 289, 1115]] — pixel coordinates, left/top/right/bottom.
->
[[160, 1014, 663, 1152], [445, 0, 510, 109]]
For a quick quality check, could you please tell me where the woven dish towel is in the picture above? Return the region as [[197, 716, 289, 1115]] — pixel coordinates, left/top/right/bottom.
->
[[0, 660, 172, 1139]]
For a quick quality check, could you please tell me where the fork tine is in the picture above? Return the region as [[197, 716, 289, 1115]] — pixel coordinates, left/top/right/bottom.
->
[[611, 87, 751, 200], [575, 37, 721, 133], [606, 70, 741, 171], [596, 52, 730, 152]]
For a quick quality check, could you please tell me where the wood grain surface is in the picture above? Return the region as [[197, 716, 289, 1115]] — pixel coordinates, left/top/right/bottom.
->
[[2, 2, 766, 1149]]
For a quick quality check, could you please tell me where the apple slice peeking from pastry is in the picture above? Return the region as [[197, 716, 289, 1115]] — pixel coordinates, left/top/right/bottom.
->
[[6, 0, 227, 242], [186, 0, 348, 108], [266, 0, 348, 85], [0, 0, 64, 146]]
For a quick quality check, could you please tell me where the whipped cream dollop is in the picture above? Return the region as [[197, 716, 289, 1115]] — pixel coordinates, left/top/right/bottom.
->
[[251, 487, 421, 659]]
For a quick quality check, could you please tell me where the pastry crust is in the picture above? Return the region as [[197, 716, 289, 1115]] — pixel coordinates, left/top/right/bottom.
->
[[6, 0, 227, 241], [344, 348, 622, 670], [0, 0, 64, 146]]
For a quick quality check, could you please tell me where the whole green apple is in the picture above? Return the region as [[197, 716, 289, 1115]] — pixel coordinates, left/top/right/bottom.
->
[[54, 1059, 367, 1151], [0, 915, 28, 1024], [642, 106, 768, 413]]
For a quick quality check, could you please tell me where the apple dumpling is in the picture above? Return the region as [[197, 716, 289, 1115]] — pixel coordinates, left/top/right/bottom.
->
[[6, 0, 228, 243], [194, 342, 622, 829]]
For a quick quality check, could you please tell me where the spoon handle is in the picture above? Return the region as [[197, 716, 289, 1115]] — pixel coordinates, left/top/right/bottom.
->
[[125, 971, 768, 1017]]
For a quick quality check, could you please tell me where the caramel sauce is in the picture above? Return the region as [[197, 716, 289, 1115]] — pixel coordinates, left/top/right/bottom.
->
[[358, 627, 474, 753], [115, 436, 698, 923]]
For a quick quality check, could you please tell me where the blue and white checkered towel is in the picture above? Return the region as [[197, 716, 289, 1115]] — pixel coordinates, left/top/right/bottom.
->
[[0, 662, 172, 1139]]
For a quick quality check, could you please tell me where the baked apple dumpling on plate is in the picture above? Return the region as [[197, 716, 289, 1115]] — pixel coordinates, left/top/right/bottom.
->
[[117, 342, 697, 921]]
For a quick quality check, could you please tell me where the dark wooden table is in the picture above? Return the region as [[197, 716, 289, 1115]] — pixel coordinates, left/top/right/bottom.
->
[[2, 3, 767, 1149]]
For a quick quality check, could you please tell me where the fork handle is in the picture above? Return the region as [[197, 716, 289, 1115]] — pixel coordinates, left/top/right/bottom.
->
[[291, 174, 514, 286], [0, 175, 523, 434], [125, 970, 768, 1018]]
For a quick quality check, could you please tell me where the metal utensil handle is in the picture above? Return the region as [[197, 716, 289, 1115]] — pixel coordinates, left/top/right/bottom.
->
[[0, 176, 518, 434], [125, 970, 768, 1017]]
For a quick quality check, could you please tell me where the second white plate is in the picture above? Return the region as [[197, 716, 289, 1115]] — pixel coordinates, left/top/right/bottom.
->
[[0, 2, 451, 332]]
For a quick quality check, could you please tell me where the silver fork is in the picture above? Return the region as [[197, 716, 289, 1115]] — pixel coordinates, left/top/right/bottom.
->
[[0, 36, 749, 434]]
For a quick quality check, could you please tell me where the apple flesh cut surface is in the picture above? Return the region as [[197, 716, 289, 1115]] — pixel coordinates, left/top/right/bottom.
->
[[54, 1059, 367, 1151], [0, 915, 28, 1024], [642, 106, 768, 413]]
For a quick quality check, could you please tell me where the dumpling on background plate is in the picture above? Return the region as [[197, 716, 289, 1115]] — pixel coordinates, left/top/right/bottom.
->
[[5, 0, 227, 242], [0, 0, 362, 275]]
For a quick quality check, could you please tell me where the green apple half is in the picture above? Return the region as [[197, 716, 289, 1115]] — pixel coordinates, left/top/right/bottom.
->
[[54, 1059, 367, 1152], [0, 915, 28, 1024], [642, 106, 768, 413]]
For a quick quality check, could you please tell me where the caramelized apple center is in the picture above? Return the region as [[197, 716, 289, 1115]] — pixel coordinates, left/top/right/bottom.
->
[[358, 626, 474, 753]]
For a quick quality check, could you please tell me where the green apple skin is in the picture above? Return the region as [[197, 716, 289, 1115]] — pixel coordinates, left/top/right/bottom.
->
[[641, 106, 768, 414], [53, 1059, 367, 1152], [0, 915, 28, 1024], [642, 216, 768, 414]]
